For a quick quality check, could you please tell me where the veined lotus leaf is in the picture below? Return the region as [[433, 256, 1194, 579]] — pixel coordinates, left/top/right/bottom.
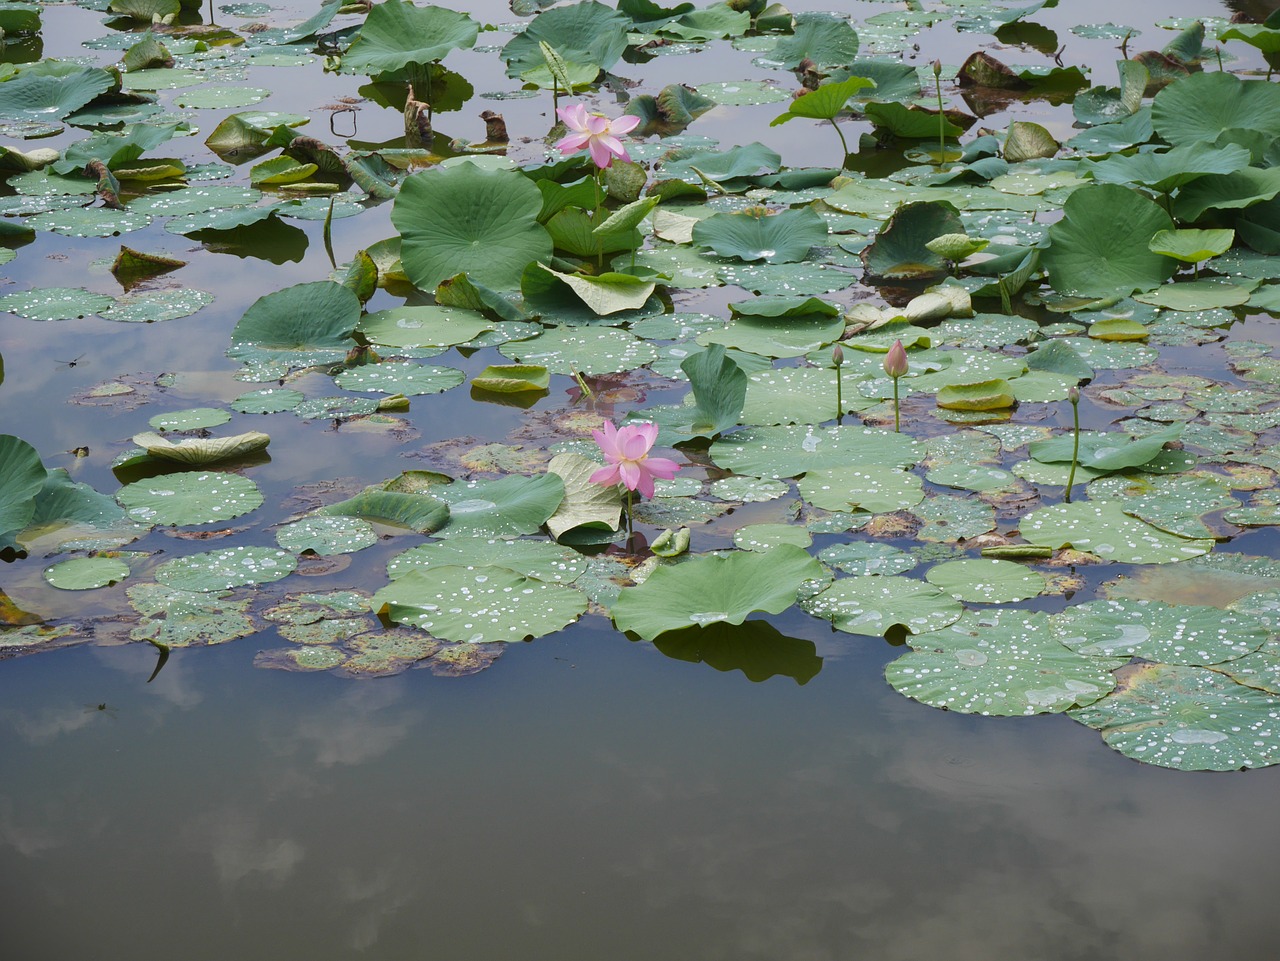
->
[[471, 365, 550, 394], [433, 473, 565, 538], [522, 263, 656, 316], [392, 165, 552, 291], [1065, 107, 1153, 154], [1134, 278, 1255, 312], [625, 85, 717, 136], [911, 493, 997, 542], [357, 305, 492, 349], [698, 313, 845, 359], [935, 379, 1017, 410], [612, 545, 822, 640], [231, 389, 304, 415], [925, 558, 1046, 603], [1051, 598, 1268, 665], [650, 620, 823, 685], [711, 424, 924, 479], [0, 435, 47, 554], [1020, 501, 1214, 564], [341, 0, 479, 75], [44, 556, 131, 591], [925, 464, 1016, 492], [498, 325, 658, 375], [1087, 142, 1252, 195], [863, 102, 965, 140], [501, 1, 629, 78], [227, 281, 360, 373], [1003, 122, 1059, 163], [800, 466, 923, 514], [276, 516, 377, 556], [1030, 422, 1182, 471], [1025, 339, 1093, 378], [0, 67, 114, 124], [101, 289, 213, 324], [317, 490, 449, 533], [117, 472, 262, 526], [732, 523, 813, 552], [155, 546, 297, 592], [801, 575, 962, 636], [1042, 184, 1175, 297], [692, 207, 828, 264], [860, 201, 964, 280], [1069, 662, 1280, 771], [131, 431, 270, 465], [334, 362, 464, 396], [544, 452, 621, 540], [925, 233, 989, 262], [0, 287, 113, 322], [250, 157, 318, 186], [741, 367, 877, 426], [770, 76, 876, 127], [707, 476, 788, 503], [293, 396, 380, 419], [659, 3, 749, 41], [1152, 71, 1280, 147], [819, 542, 916, 577], [375, 566, 587, 642], [886, 609, 1118, 716], [658, 142, 782, 185], [770, 13, 859, 69], [204, 111, 310, 154], [174, 86, 270, 110], [54, 122, 182, 176], [128, 583, 257, 648], [148, 408, 232, 432], [28, 208, 152, 239], [1154, 226, 1243, 262], [388, 535, 588, 584]]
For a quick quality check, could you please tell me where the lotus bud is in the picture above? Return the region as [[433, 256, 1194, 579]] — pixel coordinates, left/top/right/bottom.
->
[[1068, 385, 1080, 405], [832, 344, 844, 368], [884, 340, 908, 379], [933, 59, 942, 78]]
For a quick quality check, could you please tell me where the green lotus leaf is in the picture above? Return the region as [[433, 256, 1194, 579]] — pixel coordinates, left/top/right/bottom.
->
[[543, 452, 621, 540], [699, 312, 844, 359], [935, 379, 1016, 411], [375, 566, 587, 642], [250, 156, 318, 186], [1087, 142, 1251, 195], [0, 67, 115, 124], [650, 619, 822, 684], [54, 122, 183, 176], [148, 408, 232, 432], [132, 431, 270, 466], [522, 263, 656, 316], [860, 201, 964, 280], [819, 542, 916, 577], [471, 365, 550, 394], [1149, 228, 1235, 263], [658, 142, 782, 185], [1070, 662, 1280, 771], [692, 207, 828, 264], [711, 424, 924, 479], [227, 281, 360, 374], [44, 556, 131, 591], [1020, 501, 1214, 564], [696, 80, 790, 107], [0, 287, 114, 322], [925, 464, 1016, 492], [1030, 422, 1182, 471], [498, 325, 658, 375], [357, 305, 491, 349], [863, 102, 965, 140], [317, 490, 449, 533], [1042, 184, 1175, 297], [925, 558, 1046, 603], [1051, 599, 1268, 666], [109, 0, 179, 19], [1134, 278, 1254, 311], [117, 471, 262, 527], [770, 76, 876, 126], [333, 362, 464, 396], [799, 466, 923, 514], [770, 13, 859, 69], [433, 473, 565, 538], [128, 583, 257, 648], [612, 545, 823, 640], [155, 546, 297, 592], [1152, 71, 1280, 147], [741, 367, 876, 426], [732, 523, 812, 552], [830, 59, 921, 101], [801, 575, 962, 636], [275, 516, 377, 556], [230, 388, 305, 415], [101, 288, 213, 324], [204, 111, 310, 154], [0, 435, 47, 554], [389, 536, 588, 585], [1173, 167, 1280, 223], [341, 0, 479, 75], [501, 1, 629, 78], [886, 609, 1118, 716], [174, 86, 270, 110], [392, 165, 552, 291], [21, 470, 138, 555], [659, 343, 747, 440], [1003, 121, 1058, 162], [1072, 60, 1148, 126]]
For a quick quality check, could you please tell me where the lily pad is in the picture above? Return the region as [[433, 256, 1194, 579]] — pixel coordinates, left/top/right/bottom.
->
[[711, 425, 924, 479], [155, 546, 297, 592], [388, 536, 586, 584], [800, 466, 923, 514], [1042, 184, 1175, 297], [925, 558, 1046, 603], [1051, 598, 1268, 665], [334, 363, 464, 396], [1020, 501, 1214, 563], [801, 575, 963, 636], [117, 472, 263, 526], [0, 287, 113, 322], [276, 516, 377, 556], [44, 556, 131, 591]]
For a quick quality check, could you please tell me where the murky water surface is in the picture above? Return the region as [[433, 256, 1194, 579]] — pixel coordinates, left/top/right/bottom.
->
[[4, 0, 1280, 958]]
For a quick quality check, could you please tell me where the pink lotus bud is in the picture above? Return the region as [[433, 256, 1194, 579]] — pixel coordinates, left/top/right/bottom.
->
[[1067, 386, 1080, 405], [883, 340, 908, 379], [933, 59, 943, 78], [832, 344, 844, 367]]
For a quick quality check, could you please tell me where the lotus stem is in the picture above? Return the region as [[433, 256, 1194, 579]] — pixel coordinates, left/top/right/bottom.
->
[[832, 120, 849, 166], [833, 344, 844, 424], [573, 369, 593, 399], [625, 487, 634, 537], [594, 167, 605, 269], [933, 59, 945, 165], [1065, 386, 1081, 503], [892, 377, 900, 432]]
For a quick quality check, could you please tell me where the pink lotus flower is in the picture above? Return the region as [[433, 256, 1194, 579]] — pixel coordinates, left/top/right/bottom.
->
[[589, 421, 680, 498], [555, 103, 640, 168]]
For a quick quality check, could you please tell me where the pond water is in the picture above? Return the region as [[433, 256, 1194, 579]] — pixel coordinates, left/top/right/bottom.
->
[[5, 0, 1280, 957]]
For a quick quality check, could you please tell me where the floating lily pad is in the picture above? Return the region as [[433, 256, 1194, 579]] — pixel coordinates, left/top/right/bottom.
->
[[155, 546, 297, 592], [498, 325, 658, 375], [117, 471, 262, 527], [711, 424, 924, 479], [276, 516, 377, 556], [732, 523, 813, 552], [101, 288, 213, 324], [612, 545, 822, 640], [388, 536, 586, 584], [44, 556, 130, 591], [886, 609, 1120, 716], [1020, 501, 1214, 563], [799, 466, 923, 514], [803, 575, 962, 637], [1070, 662, 1280, 771], [818, 541, 916, 576], [925, 558, 1046, 603], [374, 566, 587, 642], [149, 407, 232, 432], [334, 362, 464, 396], [1052, 598, 1269, 665], [128, 583, 257, 648], [0, 287, 113, 322], [231, 387, 304, 414]]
